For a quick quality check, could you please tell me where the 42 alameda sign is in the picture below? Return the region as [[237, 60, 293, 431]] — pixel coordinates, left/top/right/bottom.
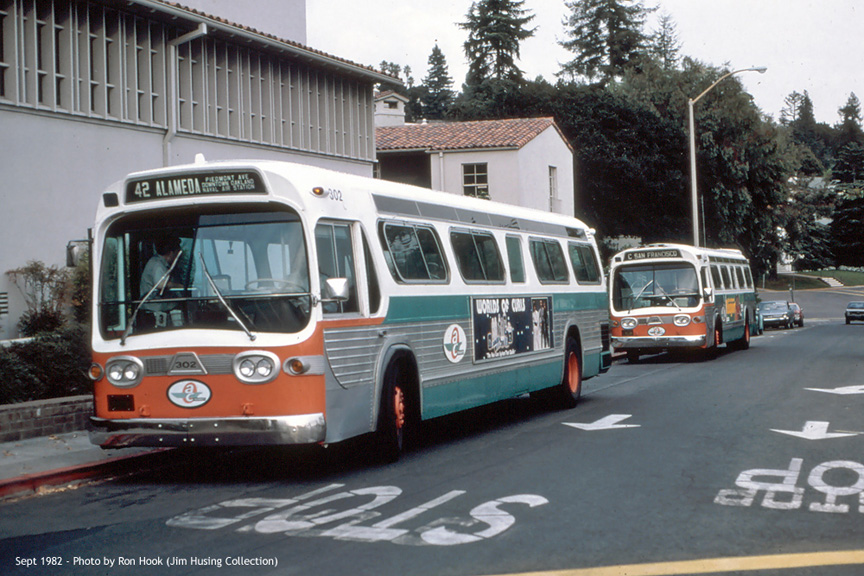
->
[[125, 170, 267, 203]]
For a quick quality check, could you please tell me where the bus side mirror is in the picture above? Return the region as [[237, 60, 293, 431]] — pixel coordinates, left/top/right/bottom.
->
[[703, 287, 714, 301], [323, 278, 350, 302]]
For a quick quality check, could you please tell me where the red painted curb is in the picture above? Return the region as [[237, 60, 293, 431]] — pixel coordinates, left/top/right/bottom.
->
[[0, 449, 172, 500]]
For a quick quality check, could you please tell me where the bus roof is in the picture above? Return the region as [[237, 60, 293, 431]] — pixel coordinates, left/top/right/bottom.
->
[[610, 243, 748, 266], [103, 158, 595, 237]]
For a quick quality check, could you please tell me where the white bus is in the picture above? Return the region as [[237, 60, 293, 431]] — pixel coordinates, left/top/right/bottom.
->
[[88, 159, 611, 460], [608, 243, 757, 362]]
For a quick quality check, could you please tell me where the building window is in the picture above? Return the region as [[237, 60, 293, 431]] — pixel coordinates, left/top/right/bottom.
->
[[463, 163, 488, 199], [548, 166, 558, 210], [0, 292, 7, 317]]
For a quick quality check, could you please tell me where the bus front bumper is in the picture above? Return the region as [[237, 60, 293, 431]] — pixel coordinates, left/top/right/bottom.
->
[[611, 334, 706, 349], [89, 413, 326, 449]]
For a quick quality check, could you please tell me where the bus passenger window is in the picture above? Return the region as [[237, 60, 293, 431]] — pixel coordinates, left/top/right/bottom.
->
[[315, 222, 358, 314], [711, 265, 723, 290], [530, 238, 569, 283], [450, 230, 504, 283], [735, 267, 746, 289], [380, 223, 447, 282], [721, 266, 732, 289], [568, 242, 601, 284], [506, 236, 525, 283]]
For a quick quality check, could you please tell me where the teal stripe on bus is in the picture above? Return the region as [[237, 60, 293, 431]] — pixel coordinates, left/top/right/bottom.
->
[[383, 292, 609, 324]]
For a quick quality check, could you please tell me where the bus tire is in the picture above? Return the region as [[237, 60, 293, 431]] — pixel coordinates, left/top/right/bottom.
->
[[704, 319, 721, 360], [626, 350, 640, 364], [729, 316, 750, 351], [375, 357, 416, 463], [555, 337, 582, 409]]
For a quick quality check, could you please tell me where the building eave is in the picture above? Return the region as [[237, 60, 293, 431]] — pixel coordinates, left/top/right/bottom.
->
[[131, 0, 400, 85]]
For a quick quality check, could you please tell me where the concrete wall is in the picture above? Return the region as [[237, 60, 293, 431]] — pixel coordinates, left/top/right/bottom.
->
[[0, 109, 372, 339]]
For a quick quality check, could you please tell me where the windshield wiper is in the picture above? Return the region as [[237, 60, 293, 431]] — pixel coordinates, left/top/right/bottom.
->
[[199, 253, 256, 342], [121, 250, 183, 346], [627, 280, 654, 314], [654, 284, 682, 311]]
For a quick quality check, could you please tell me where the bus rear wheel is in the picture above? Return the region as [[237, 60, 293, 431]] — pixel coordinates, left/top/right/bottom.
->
[[555, 337, 582, 409]]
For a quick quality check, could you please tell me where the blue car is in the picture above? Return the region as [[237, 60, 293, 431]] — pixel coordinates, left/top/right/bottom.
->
[[758, 301, 794, 329]]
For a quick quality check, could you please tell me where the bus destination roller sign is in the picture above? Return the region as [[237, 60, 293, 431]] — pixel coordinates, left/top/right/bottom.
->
[[125, 170, 266, 203], [624, 248, 681, 261]]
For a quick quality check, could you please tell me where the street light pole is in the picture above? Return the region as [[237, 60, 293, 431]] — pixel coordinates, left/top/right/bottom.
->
[[688, 66, 767, 247]]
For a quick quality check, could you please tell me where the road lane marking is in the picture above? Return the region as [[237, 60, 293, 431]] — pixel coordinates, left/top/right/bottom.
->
[[493, 550, 864, 575]]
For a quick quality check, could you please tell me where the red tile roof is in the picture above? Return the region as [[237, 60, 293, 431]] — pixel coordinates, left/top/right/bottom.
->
[[376, 117, 570, 152]]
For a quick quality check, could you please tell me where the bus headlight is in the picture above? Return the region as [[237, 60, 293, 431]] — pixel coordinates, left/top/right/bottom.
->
[[233, 351, 279, 384], [673, 314, 692, 327], [621, 318, 638, 330], [105, 356, 144, 388]]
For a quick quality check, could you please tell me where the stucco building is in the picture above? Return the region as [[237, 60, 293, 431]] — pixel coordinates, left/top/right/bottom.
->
[[375, 95, 575, 217], [0, 0, 392, 338]]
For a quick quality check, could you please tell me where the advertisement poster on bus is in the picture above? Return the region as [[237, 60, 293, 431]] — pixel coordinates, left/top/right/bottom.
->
[[472, 296, 552, 361]]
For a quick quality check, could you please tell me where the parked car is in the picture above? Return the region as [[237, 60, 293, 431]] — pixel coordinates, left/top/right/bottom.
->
[[758, 300, 795, 329], [846, 301, 864, 324], [788, 302, 804, 327]]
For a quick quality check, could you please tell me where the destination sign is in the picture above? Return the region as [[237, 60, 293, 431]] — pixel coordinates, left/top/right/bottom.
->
[[125, 170, 267, 203], [624, 248, 681, 261]]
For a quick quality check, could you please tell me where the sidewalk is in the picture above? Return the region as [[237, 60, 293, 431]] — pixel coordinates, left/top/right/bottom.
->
[[0, 431, 169, 500]]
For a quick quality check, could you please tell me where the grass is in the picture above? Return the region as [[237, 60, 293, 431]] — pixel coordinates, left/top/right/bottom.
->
[[760, 269, 864, 291]]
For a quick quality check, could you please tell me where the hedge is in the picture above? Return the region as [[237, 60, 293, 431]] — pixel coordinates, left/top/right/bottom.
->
[[0, 323, 92, 405]]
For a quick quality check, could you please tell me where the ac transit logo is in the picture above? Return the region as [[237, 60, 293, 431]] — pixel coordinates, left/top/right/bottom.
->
[[168, 380, 212, 408], [444, 324, 467, 363]]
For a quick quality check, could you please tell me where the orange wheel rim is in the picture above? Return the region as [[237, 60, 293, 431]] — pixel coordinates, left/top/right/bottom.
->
[[393, 386, 405, 430], [567, 353, 580, 394]]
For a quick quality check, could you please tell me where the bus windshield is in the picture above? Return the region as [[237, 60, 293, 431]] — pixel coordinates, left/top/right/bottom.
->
[[99, 206, 311, 339], [612, 263, 701, 312]]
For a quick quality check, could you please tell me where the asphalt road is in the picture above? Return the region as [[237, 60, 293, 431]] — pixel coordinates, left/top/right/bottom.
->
[[2, 286, 864, 576]]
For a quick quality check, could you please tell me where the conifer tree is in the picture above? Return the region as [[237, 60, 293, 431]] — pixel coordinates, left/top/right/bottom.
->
[[460, 0, 535, 85], [559, 0, 652, 85], [420, 44, 454, 119]]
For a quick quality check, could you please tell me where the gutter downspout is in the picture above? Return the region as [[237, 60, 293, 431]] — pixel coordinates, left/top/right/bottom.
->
[[438, 151, 445, 192], [163, 23, 208, 167]]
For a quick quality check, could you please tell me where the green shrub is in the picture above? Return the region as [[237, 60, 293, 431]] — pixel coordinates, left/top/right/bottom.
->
[[0, 323, 91, 404]]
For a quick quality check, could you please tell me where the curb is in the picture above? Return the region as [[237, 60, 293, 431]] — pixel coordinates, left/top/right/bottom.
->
[[0, 448, 174, 501]]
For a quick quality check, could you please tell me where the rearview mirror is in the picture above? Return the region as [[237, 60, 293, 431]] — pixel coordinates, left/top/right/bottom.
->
[[703, 287, 714, 301], [323, 278, 349, 302]]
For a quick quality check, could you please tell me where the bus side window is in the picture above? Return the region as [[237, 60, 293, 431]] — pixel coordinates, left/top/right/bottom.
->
[[362, 233, 381, 314], [379, 222, 448, 282], [700, 267, 710, 290], [506, 236, 526, 283], [711, 265, 724, 290], [315, 222, 358, 314], [744, 267, 754, 289], [735, 267, 746, 289], [568, 242, 601, 284], [720, 266, 732, 290], [530, 238, 569, 284], [450, 229, 504, 283]]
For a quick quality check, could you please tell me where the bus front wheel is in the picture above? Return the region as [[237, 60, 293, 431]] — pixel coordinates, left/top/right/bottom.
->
[[375, 359, 412, 463]]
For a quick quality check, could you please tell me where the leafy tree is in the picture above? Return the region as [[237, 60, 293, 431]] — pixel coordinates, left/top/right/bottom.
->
[[460, 0, 536, 85], [831, 189, 864, 266], [419, 44, 455, 119], [559, 0, 653, 85]]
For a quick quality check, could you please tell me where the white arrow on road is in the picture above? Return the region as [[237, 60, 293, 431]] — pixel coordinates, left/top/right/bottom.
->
[[770, 421, 860, 441], [563, 414, 640, 431], [805, 384, 864, 395]]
